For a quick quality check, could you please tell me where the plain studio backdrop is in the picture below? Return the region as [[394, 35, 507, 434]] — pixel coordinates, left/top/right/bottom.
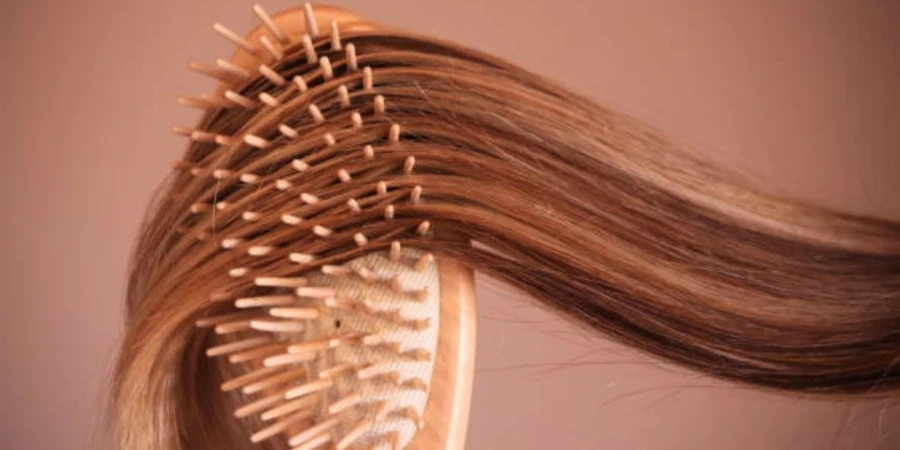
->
[[1, 1, 898, 449]]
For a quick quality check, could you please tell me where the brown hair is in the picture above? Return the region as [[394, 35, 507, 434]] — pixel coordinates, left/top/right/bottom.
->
[[114, 29, 900, 449]]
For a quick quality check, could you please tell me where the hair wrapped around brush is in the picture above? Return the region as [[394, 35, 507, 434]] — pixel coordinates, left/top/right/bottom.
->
[[114, 15, 900, 450]]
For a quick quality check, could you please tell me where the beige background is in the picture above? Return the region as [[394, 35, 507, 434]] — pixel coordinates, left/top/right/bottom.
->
[[2, 1, 898, 449]]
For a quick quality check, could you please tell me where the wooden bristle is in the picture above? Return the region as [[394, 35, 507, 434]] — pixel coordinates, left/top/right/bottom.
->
[[252, 4, 287, 43], [213, 22, 258, 54]]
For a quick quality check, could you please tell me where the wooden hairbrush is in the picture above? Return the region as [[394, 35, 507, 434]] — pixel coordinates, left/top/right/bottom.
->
[[180, 4, 476, 449]]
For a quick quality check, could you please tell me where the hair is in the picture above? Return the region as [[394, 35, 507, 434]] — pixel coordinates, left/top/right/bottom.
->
[[113, 29, 900, 449]]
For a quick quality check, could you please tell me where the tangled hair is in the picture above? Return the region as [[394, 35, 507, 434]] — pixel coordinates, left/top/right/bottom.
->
[[114, 29, 900, 449]]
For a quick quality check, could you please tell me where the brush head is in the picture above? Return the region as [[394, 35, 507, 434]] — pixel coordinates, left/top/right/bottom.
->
[[181, 4, 474, 449], [202, 247, 440, 449]]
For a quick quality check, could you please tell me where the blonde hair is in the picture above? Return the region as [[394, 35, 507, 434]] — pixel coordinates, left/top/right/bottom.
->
[[114, 29, 900, 449]]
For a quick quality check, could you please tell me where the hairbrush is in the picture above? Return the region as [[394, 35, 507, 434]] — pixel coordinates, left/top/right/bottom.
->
[[179, 4, 475, 449]]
